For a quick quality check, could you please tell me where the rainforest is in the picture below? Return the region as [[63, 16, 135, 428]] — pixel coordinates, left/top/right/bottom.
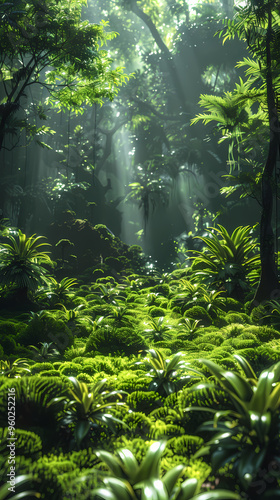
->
[[1, 0, 280, 499]]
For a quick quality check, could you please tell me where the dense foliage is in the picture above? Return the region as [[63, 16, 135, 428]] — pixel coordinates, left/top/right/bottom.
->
[[1, 0, 280, 498], [0, 222, 280, 498]]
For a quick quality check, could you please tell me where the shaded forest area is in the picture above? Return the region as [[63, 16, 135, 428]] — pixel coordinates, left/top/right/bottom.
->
[[2, 1, 280, 499]]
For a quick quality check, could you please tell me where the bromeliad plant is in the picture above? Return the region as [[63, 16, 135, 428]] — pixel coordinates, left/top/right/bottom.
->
[[28, 342, 60, 361], [169, 279, 225, 315], [185, 355, 280, 493], [0, 358, 31, 378], [60, 377, 128, 449], [34, 277, 78, 307], [136, 349, 192, 396], [189, 225, 260, 298], [87, 441, 240, 500], [141, 317, 174, 342], [0, 231, 53, 301]]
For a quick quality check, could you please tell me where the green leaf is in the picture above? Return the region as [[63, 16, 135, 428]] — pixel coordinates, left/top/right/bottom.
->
[[162, 465, 185, 496], [175, 478, 198, 500], [104, 478, 136, 500], [134, 441, 166, 483], [74, 420, 91, 445]]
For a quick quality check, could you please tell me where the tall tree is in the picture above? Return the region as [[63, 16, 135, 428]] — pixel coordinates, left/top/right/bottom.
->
[[192, 0, 280, 302], [0, 0, 127, 157]]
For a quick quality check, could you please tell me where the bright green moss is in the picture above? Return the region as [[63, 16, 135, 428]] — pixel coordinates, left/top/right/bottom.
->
[[76, 372, 93, 383], [85, 326, 148, 356], [166, 434, 204, 457], [224, 312, 251, 325], [148, 306, 167, 317], [183, 306, 212, 326], [194, 333, 224, 346], [59, 362, 83, 376], [123, 411, 152, 436], [30, 362, 54, 374]]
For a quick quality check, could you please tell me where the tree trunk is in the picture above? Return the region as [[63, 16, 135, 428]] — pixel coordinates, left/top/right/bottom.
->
[[253, 10, 280, 304]]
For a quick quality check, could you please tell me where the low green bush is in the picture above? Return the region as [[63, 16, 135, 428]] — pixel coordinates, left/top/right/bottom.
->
[[183, 306, 212, 326]]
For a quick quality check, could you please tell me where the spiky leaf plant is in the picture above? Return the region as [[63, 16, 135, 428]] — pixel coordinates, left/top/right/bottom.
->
[[0, 474, 40, 500], [28, 342, 60, 361], [189, 225, 260, 297], [85, 441, 240, 500], [0, 230, 53, 300], [0, 358, 30, 377], [34, 277, 78, 306], [60, 377, 128, 448], [136, 349, 193, 396], [141, 317, 174, 342], [185, 355, 280, 491]]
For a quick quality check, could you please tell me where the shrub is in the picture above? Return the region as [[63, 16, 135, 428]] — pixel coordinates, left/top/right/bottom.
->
[[223, 298, 243, 312], [127, 391, 163, 413], [17, 318, 73, 353], [85, 327, 148, 356], [0, 427, 42, 458], [224, 312, 251, 325], [148, 306, 167, 317], [59, 362, 83, 377], [0, 335, 17, 354], [183, 306, 212, 326], [194, 332, 224, 346], [30, 362, 55, 374]]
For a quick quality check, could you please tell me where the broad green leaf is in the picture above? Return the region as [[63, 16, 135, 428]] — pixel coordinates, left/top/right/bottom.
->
[[175, 478, 198, 500], [96, 450, 125, 478], [162, 465, 185, 495], [134, 441, 166, 482], [233, 354, 257, 380], [91, 488, 118, 500], [118, 449, 139, 481], [104, 478, 136, 500], [74, 420, 91, 445]]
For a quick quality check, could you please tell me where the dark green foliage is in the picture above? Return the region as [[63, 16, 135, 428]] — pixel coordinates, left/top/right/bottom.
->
[[127, 391, 163, 413], [0, 377, 68, 448], [0, 319, 27, 336], [151, 284, 170, 296], [223, 298, 244, 312], [0, 335, 17, 354], [189, 225, 260, 298], [17, 315, 73, 353], [250, 303, 270, 325], [60, 377, 127, 449], [0, 231, 53, 301], [187, 356, 280, 495]]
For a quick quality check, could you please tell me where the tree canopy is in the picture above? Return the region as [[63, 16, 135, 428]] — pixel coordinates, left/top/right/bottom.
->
[[0, 0, 128, 152]]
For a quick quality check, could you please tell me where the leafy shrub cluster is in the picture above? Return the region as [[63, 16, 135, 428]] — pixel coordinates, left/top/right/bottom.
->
[[1, 225, 280, 498]]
